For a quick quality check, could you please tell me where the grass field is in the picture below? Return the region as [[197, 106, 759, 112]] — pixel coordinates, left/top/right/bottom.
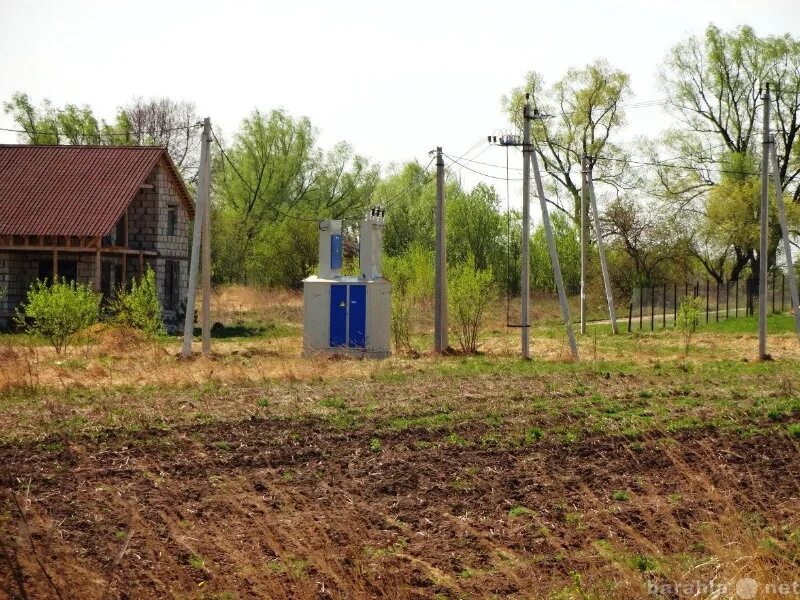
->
[[1, 286, 799, 599]]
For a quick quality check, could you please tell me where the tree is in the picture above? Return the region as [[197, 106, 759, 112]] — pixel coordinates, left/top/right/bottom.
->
[[447, 183, 504, 272], [503, 60, 633, 223], [3, 92, 131, 144], [379, 161, 438, 257], [4, 93, 203, 183], [123, 97, 202, 184], [602, 196, 693, 295], [211, 109, 379, 287], [654, 25, 800, 283]]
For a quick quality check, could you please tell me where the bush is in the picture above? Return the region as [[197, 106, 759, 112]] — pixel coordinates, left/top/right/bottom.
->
[[384, 246, 434, 353], [17, 279, 101, 353], [676, 296, 703, 355], [109, 267, 164, 337], [448, 257, 495, 353]]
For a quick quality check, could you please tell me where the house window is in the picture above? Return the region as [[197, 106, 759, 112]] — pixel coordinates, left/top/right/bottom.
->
[[165, 260, 180, 310], [167, 207, 177, 236]]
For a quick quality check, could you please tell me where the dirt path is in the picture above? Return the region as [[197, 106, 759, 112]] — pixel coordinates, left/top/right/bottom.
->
[[1, 418, 798, 599]]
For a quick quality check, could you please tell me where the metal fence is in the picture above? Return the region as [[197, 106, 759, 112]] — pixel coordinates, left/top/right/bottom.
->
[[627, 274, 792, 332]]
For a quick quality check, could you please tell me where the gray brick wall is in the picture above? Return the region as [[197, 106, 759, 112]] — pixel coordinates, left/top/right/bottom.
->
[[0, 161, 192, 330]]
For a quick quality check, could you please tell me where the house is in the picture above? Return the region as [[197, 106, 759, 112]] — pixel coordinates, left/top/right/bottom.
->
[[0, 145, 194, 329]]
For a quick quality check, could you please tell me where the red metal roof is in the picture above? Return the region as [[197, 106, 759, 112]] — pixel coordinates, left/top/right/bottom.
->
[[0, 145, 194, 237]]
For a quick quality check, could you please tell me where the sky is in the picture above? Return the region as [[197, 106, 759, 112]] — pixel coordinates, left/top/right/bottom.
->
[[1, 0, 799, 211]]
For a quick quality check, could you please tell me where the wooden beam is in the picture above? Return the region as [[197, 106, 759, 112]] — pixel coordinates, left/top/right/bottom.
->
[[0, 246, 157, 256], [138, 251, 144, 277], [94, 250, 101, 292], [53, 249, 58, 282]]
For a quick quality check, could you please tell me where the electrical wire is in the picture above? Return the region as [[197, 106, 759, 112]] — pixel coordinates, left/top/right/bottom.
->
[[211, 127, 322, 223], [0, 123, 201, 140]]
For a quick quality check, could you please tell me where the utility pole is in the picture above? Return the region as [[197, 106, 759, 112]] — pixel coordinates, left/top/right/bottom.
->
[[434, 147, 448, 353], [521, 96, 532, 359], [770, 135, 800, 339], [182, 117, 211, 358], [759, 85, 770, 360], [530, 129, 579, 360], [200, 117, 212, 354], [587, 164, 618, 334], [580, 156, 589, 334]]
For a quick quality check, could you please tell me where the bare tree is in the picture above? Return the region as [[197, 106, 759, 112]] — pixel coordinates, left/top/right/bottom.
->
[[123, 97, 202, 185]]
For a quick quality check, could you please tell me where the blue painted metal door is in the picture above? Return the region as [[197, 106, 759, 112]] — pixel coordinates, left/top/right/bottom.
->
[[329, 284, 347, 347], [348, 284, 366, 348]]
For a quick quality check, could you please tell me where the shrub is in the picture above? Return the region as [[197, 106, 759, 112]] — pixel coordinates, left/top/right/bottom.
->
[[448, 257, 495, 353], [384, 246, 434, 353], [109, 267, 164, 337], [17, 279, 101, 353], [676, 296, 703, 355]]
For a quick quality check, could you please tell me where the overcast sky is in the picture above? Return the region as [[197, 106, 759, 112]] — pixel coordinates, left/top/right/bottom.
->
[[1, 0, 799, 207]]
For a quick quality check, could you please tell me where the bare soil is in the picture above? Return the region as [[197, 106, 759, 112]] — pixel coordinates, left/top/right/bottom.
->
[[1, 416, 798, 599]]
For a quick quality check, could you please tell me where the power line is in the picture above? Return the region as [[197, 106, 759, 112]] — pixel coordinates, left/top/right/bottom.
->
[[211, 128, 322, 223], [0, 124, 201, 140]]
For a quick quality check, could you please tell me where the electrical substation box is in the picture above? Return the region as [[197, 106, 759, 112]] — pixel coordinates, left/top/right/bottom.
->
[[302, 211, 391, 358]]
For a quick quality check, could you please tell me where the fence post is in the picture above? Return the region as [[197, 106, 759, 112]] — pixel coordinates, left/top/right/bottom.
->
[[772, 270, 776, 314], [674, 283, 678, 327], [639, 287, 643, 330], [726, 280, 729, 320], [662, 284, 667, 328], [705, 279, 710, 323], [735, 279, 739, 317], [650, 287, 655, 331], [782, 273, 786, 312], [628, 301, 633, 333], [716, 279, 720, 322]]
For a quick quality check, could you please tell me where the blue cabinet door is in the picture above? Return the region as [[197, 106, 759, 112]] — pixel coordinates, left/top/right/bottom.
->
[[348, 284, 366, 348], [329, 284, 347, 347]]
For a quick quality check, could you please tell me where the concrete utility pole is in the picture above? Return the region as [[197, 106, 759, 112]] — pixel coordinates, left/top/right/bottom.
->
[[580, 156, 589, 334], [587, 164, 618, 334], [759, 86, 770, 360], [434, 147, 448, 353], [530, 138, 579, 360], [521, 97, 532, 359], [182, 117, 211, 358], [770, 135, 800, 339], [200, 117, 212, 354]]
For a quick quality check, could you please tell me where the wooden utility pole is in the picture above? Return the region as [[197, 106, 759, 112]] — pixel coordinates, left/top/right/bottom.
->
[[580, 156, 589, 334], [587, 165, 618, 334], [759, 86, 770, 359], [201, 119, 212, 355], [770, 135, 800, 339], [182, 117, 211, 358], [521, 96, 532, 359], [530, 133, 579, 360], [434, 147, 448, 353]]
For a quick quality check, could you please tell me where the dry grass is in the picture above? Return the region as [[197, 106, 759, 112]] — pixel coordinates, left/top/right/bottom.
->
[[1, 286, 800, 394]]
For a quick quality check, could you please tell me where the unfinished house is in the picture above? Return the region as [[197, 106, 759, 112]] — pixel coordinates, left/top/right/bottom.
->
[[0, 145, 194, 330]]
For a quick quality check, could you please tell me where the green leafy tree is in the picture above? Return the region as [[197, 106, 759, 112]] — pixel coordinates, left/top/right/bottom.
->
[[379, 161, 438, 257], [17, 279, 101, 354], [653, 24, 800, 282], [212, 110, 378, 286], [503, 60, 634, 223], [530, 212, 581, 294], [447, 183, 504, 272], [4, 93, 202, 182]]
